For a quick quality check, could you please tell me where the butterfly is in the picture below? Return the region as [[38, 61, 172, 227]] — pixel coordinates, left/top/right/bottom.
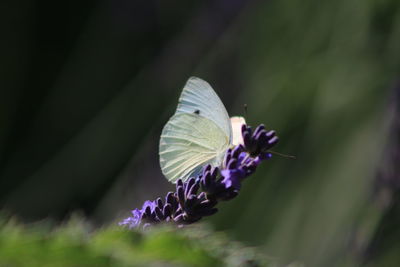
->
[[159, 77, 246, 183]]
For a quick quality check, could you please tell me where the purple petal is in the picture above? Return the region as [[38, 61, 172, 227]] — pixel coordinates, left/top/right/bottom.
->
[[227, 158, 238, 170], [232, 145, 244, 158], [266, 130, 276, 138], [253, 153, 271, 166], [185, 178, 196, 197], [142, 200, 156, 213], [221, 169, 246, 190], [119, 208, 142, 228], [268, 136, 279, 146], [253, 124, 265, 138], [211, 166, 219, 178], [237, 152, 248, 164]]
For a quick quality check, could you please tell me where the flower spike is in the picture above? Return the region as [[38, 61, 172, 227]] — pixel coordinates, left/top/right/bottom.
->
[[120, 123, 279, 228]]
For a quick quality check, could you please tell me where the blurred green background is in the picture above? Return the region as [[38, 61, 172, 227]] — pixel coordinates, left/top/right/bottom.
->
[[1, 0, 400, 266]]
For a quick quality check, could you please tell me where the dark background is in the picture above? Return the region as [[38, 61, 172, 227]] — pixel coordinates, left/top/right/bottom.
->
[[1, 0, 400, 266]]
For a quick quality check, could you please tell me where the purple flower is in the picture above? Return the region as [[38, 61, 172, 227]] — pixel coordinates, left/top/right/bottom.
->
[[199, 165, 238, 201], [221, 169, 245, 190], [242, 124, 279, 156], [220, 152, 247, 190], [142, 200, 156, 214], [174, 178, 218, 224], [119, 123, 279, 229], [119, 208, 142, 228]]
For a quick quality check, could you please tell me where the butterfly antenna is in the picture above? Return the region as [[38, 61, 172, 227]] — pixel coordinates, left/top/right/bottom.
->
[[243, 104, 248, 118], [269, 150, 296, 159]]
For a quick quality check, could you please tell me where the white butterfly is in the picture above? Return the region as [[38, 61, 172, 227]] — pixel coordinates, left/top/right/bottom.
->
[[159, 77, 246, 183]]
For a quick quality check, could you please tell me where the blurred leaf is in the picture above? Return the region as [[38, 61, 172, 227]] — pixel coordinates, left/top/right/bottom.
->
[[0, 216, 277, 267]]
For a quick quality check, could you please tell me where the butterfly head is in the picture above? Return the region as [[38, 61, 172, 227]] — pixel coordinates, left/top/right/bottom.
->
[[230, 116, 246, 147]]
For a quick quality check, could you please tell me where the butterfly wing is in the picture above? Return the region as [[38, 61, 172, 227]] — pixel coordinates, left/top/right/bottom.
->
[[176, 77, 232, 142], [159, 113, 230, 183], [159, 77, 232, 183]]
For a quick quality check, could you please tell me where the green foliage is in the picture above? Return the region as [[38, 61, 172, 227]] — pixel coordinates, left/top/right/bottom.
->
[[0, 216, 275, 267]]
